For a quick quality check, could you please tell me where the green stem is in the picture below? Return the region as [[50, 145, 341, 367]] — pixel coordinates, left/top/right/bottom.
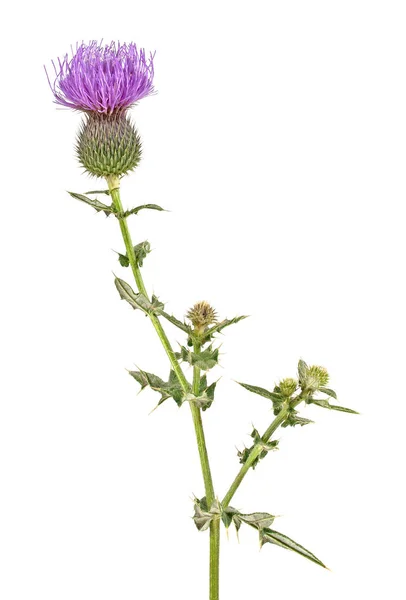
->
[[192, 341, 216, 506], [210, 518, 220, 600], [222, 404, 291, 508], [193, 341, 219, 600], [107, 177, 218, 598]]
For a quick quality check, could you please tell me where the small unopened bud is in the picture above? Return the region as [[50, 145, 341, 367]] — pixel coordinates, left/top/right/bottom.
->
[[77, 112, 142, 177], [186, 301, 217, 331], [279, 378, 298, 398], [301, 365, 329, 392]]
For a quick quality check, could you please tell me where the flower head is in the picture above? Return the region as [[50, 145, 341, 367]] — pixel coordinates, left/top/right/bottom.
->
[[187, 302, 218, 330], [46, 41, 155, 115]]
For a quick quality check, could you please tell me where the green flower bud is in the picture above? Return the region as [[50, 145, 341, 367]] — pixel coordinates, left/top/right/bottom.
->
[[279, 378, 298, 398], [301, 365, 329, 392], [186, 301, 218, 331], [77, 112, 142, 177]]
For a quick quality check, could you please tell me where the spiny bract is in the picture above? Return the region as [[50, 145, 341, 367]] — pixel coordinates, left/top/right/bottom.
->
[[76, 112, 142, 177]]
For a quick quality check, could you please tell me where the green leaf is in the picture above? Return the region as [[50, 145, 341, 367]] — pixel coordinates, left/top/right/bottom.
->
[[298, 359, 309, 385], [239, 512, 275, 530], [114, 277, 164, 315], [328, 404, 359, 414], [118, 204, 166, 218], [249, 427, 279, 450], [232, 514, 242, 532], [184, 392, 213, 410], [85, 189, 110, 196], [237, 434, 279, 469], [179, 345, 219, 371], [221, 507, 275, 534], [199, 374, 208, 394], [203, 316, 248, 342], [221, 506, 240, 530], [150, 295, 165, 313], [133, 241, 151, 267], [118, 253, 130, 267], [282, 413, 314, 428], [129, 370, 167, 392], [193, 498, 220, 532], [129, 368, 188, 407], [204, 381, 217, 404], [193, 504, 213, 531], [160, 311, 191, 334], [197, 376, 217, 411], [237, 382, 283, 402], [309, 398, 359, 414], [260, 528, 327, 569], [117, 241, 151, 268], [68, 191, 113, 215], [237, 446, 252, 465], [319, 387, 337, 399], [115, 277, 143, 310]]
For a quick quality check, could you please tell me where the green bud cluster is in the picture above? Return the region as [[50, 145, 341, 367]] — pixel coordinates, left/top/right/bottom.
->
[[300, 364, 329, 392], [77, 112, 142, 177], [279, 378, 298, 398]]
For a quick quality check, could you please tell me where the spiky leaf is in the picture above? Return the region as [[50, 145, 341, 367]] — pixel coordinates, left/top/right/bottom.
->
[[206, 382, 216, 400], [129, 370, 167, 392], [119, 204, 166, 218], [221, 506, 241, 530], [160, 311, 191, 334], [122, 241, 150, 268], [203, 316, 248, 342], [260, 528, 327, 569], [184, 392, 212, 410], [196, 376, 217, 411], [309, 398, 358, 414], [115, 277, 144, 310], [282, 411, 314, 428], [239, 512, 275, 530], [129, 368, 187, 407], [118, 253, 130, 267], [115, 277, 164, 315], [68, 191, 113, 216], [328, 404, 359, 414], [193, 504, 214, 532], [237, 382, 283, 403], [179, 345, 219, 371], [118, 241, 151, 268], [199, 374, 208, 393], [193, 498, 221, 532], [85, 189, 110, 196], [237, 433, 279, 469], [297, 359, 309, 385], [319, 387, 337, 399]]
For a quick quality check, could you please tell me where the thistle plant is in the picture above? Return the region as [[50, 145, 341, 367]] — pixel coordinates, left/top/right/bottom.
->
[[46, 41, 358, 599]]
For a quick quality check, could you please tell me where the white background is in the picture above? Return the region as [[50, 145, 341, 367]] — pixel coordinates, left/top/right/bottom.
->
[[1, 1, 405, 598]]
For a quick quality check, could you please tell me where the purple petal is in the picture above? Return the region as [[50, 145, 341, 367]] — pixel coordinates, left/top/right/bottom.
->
[[46, 41, 155, 114]]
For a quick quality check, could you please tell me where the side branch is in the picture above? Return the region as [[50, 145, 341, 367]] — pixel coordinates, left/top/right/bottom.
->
[[222, 402, 295, 508]]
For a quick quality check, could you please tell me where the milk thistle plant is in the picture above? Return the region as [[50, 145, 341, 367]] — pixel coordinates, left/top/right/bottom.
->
[[46, 41, 358, 599]]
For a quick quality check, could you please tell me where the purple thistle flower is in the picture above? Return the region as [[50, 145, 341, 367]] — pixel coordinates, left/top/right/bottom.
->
[[46, 41, 155, 115]]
